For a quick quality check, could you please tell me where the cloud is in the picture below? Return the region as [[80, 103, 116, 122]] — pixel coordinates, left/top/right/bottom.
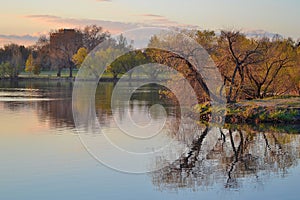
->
[[0, 14, 198, 46], [140, 14, 165, 18], [0, 34, 38, 47], [137, 13, 199, 29], [26, 15, 61, 20], [25, 14, 199, 33], [138, 13, 178, 26], [25, 14, 141, 34]]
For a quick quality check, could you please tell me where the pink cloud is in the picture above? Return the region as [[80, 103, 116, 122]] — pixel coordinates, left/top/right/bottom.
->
[[25, 14, 198, 33], [137, 13, 199, 29], [0, 14, 199, 46], [140, 14, 165, 18], [25, 14, 141, 34]]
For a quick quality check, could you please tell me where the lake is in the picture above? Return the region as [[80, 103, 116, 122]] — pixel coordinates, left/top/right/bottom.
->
[[0, 80, 299, 200]]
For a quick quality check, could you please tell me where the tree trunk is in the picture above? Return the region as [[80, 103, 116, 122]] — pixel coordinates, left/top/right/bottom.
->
[[113, 74, 118, 80], [257, 85, 262, 99], [57, 68, 62, 77], [69, 66, 73, 78], [227, 63, 239, 103]]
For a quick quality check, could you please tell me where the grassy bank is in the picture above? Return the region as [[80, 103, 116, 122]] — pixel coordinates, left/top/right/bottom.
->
[[226, 96, 300, 124], [195, 96, 300, 124], [9, 70, 163, 81], [0, 70, 120, 81], [20, 70, 78, 78]]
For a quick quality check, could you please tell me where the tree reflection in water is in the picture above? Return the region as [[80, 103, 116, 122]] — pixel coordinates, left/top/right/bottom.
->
[[152, 124, 300, 191], [2, 81, 299, 190]]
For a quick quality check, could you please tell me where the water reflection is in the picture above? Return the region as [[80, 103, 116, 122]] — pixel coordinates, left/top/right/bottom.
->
[[0, 80, 75, 129], [1, 80, 300, 192], [0, 81, 174, 131], [94, 82, 178, 124], [152, 124, 300, 191]]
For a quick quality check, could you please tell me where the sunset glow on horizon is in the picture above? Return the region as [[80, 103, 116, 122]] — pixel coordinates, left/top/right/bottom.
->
[[0, 0, 299, 46]]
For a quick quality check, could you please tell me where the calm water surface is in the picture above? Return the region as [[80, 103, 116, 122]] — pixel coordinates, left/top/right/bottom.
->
[[0, 80, 299, 200]]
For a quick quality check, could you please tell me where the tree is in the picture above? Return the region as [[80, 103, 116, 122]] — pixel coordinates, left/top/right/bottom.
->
[[102, 47, 126, 79], [194, 30, 217, 54], [294, 46, 300, 95], [104, 35, 134, 79], [25, 53, 34, 74], [33, 35, 52, 71], [111, 50, 149, 80], [0, 43, 30, 79], [141, 51, 161, 80], [72, 47, 88, 68], [245, 37, 297, 98], [81, 25, 110, 52], [50, 29, 83, 77], [0, 61, 10, 78], [4, 44, 25, 79], [215, 31, 262, 102], [33, 64, 41, 75], [25, 53, 41, 75], [147, 32, 212, 103]]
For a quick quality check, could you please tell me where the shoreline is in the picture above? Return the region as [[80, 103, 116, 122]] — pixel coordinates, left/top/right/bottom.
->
[[0, 76, 168, 82], [225, 97, 300, 124], [1, 78, 299, 125], [194, 97, 300, 125]]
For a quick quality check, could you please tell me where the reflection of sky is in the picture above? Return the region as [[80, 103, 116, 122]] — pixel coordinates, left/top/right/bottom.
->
[[1, 84, 300, 199], [0, 104, 49, 134], [1, 118, 300, 200]]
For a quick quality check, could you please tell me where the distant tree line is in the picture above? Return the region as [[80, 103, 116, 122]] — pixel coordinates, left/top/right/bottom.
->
[[0, 25, 110, 79], [0, 26, 299, 101], [0, 44, 30, 79]]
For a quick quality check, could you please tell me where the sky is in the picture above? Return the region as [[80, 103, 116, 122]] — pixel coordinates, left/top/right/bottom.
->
[[0, 0, 299, 46]]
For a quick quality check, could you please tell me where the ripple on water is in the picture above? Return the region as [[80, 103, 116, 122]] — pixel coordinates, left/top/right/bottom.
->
[[0, 88, 60, 101]]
